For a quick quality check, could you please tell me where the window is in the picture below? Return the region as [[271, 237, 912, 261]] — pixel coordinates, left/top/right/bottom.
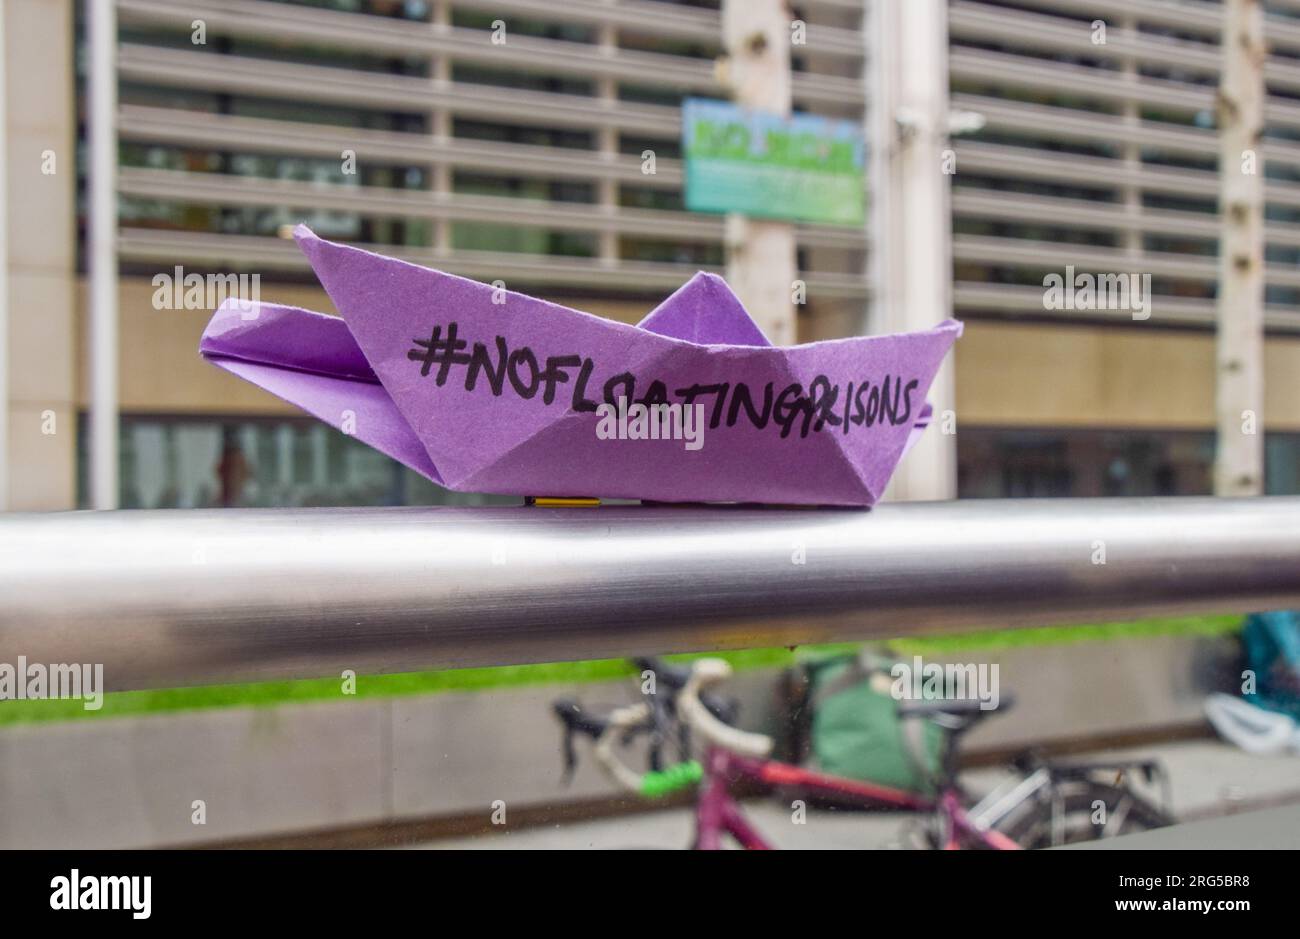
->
[[958, 428, 1227, 498], [76, 415, 513, 509]]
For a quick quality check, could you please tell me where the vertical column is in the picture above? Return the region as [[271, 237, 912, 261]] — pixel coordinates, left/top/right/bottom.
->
[[90, 0, 120, 509], [866, 0, 896, 338], [1120, 14, 1143, 260], [1215, 0, 1265, 496], [873, 0, 957, 501], [432, 0, 452, 258], [0, 0, 9, 509], [721, 0, 796, 346], [597, 19, 619, 267]]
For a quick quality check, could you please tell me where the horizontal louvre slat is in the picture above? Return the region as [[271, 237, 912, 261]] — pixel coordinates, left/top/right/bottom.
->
[[954, 93, 1300, 165], [951, 1, 1300, 91], [119, 106, 685, 187], [117, 166, 867, 251], [1004, 0, 1300, 50], [954, 282, 1300, 331], [953, 188, 1300, 248], [117, 229, 871, 299], [116, 0, 863, 108], [118, 47, 683, 136], [957, 140, 1300, 217], [950, 48, 1212, 115], [952, 46, 1300, 130], [956, 234, 1300, 288], [452, 0, 722, 43], [448, 0, 867, 59], [950, 2, 1222, 74]]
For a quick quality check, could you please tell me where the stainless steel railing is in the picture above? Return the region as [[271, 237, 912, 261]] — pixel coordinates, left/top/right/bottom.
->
[[1, 497, 1298, 692]]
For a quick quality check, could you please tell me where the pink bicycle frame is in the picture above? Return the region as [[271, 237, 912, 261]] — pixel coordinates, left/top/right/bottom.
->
[[691, 746, 1021, 850]]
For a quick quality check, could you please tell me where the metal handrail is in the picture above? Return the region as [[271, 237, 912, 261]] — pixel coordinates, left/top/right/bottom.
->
[[1, 497, 1298, 693]]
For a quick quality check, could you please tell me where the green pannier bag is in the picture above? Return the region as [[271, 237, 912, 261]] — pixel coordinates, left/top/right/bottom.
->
[[807, 653, 945, 794]]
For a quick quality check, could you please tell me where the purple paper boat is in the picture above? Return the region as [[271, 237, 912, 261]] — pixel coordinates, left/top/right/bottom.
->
[[199, 226, 962, 506]]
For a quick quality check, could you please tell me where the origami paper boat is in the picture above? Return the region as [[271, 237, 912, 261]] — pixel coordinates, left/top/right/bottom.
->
[[199, 226, 961, 506]]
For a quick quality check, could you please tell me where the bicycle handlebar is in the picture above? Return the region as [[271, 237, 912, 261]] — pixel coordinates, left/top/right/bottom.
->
[[554, 697, 645, 785], [592, 702, 655, 793], [553, 657, 765, 796], [553, 698, 613, 738], [585, 702, 706, 798], [554, 698, 702, 797], [677, 659, 774, 759]]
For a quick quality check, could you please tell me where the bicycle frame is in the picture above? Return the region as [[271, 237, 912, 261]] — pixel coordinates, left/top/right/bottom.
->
[[692, 745, 1021, 850], [965, 757, 1174, 846]]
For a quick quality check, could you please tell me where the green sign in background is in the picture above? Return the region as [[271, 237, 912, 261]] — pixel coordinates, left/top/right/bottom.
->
[[683, 98, 866, 226]]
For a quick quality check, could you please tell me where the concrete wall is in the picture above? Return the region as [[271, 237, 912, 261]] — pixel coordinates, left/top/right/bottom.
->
[[0, 634, 1237, 848], [957, 321, 1300, 432]]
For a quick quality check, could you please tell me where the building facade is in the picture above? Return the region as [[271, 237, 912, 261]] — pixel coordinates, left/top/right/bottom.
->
[[2, 0, 1299, 510]]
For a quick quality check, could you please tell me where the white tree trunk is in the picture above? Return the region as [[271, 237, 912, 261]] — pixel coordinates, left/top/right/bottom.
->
[[1215, 0, 1266, 496], [721, 0, 796, 347]]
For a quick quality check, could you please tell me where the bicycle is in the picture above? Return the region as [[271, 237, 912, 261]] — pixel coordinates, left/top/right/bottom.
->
[[554, 656, 1175, 849]]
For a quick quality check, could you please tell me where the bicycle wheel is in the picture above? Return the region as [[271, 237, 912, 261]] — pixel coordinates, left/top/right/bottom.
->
[[993, 779, 1174, 848]]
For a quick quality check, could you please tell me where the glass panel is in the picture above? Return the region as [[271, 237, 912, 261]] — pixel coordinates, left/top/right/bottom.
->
[[958, 428, 1222, 498], [81, 415, 515, 509]]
